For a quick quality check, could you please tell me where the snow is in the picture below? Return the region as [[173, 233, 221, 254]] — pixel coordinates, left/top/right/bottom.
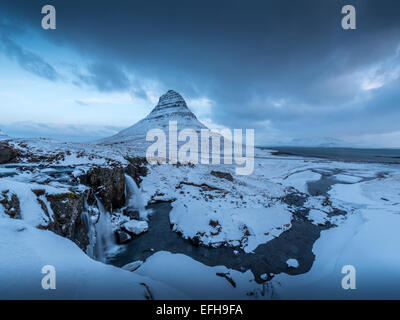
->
[[286, 259, 299, 268], [279, 170, 321, 194], [122, 260, 143, 272], [307, 209, 328, 225], [123, 220, 149, 235], [0, 219, 186, 299], [170, 202, 292, 252], [0, 179, 69, 226], [272, 171, 400, 299], [334, 174, 363, 183], [1, 101, 400, 299], [135, 251, 265, 299], [100, 90, 207, 145]]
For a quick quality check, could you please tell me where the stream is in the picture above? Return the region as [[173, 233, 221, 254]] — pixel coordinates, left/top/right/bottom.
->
[[108, 167, 387, 283]]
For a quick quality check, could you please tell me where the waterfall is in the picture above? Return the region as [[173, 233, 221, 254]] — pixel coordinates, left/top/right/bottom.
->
[[81, 209, 96, 259], [124, 174, 147, 219], [93, 197, 117, 262]]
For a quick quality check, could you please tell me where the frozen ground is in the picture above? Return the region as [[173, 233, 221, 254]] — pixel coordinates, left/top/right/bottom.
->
[[0, 137, 399, 299]]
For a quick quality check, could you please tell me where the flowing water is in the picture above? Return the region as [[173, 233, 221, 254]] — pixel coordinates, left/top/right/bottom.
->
[[124, 174, 147, 219], [94, 197, 117, 262]]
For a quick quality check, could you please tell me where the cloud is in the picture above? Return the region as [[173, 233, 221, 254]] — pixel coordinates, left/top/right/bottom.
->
[[74, 94, 133, 106], [77, 62, 130, 92], [0, 34, 60, 81], [2, 0, 400, 145]]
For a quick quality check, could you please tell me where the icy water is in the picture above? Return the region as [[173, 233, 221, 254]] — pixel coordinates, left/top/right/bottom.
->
[[106, 148, 395, 282], [108, 194, 340, 283], [264, 146, 400, 164]]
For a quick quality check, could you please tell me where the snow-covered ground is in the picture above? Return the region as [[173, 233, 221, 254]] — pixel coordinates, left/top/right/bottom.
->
[[0, 218, 185, 299], [1, 135, 400, 299], [271, 173, 400, 299]]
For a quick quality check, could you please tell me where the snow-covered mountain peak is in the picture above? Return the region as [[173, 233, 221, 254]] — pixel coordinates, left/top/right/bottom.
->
[[99, 90, 207, 145], [146, 89, 199, 122], [156, 90, 186, 109]]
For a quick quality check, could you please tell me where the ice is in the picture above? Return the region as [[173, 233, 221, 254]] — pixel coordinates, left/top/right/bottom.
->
[[279, 170, 321, 194], [286, 259, 299, 268]]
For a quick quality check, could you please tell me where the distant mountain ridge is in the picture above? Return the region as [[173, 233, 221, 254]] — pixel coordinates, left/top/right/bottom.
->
[[277, 137, 354, 148], [0, 129, 9, 141]]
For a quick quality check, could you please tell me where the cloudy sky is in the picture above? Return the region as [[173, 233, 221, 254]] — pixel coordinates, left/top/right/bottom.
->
[[0, 0, 400, 146]]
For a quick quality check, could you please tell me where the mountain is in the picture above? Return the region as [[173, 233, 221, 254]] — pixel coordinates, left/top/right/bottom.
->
[[99, 90, 208, 146], [280, 137, 353, 148]]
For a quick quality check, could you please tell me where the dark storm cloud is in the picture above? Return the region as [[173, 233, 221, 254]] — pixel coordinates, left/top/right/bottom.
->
[[1, 0, 400, 142], [77, 62, 130, 92]]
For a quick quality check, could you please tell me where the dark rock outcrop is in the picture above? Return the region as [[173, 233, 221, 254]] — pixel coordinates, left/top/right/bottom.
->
[[46, 192, 89, 251], [210, 170, 234, 182], [80, 158, 148, 212], [125, 157, 148, 185], [0, 190, 21, 219], [81, 166, 126, 212], [0, 142, 19, 164]]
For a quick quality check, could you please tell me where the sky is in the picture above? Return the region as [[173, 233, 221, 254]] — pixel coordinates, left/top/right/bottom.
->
[[1, 0, 400, 146]]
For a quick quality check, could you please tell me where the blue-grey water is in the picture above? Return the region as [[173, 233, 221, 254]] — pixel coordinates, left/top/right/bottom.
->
[[261, 146, 400, 164]]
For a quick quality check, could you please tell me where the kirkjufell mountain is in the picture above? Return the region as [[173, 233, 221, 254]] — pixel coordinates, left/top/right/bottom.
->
[[100, 90, 207, 145]]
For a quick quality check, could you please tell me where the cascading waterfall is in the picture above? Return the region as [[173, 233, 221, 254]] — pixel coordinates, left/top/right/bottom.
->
[[93, 197, 117, 262], [124, 174, 147, 219], [81, 209, 96, 259]]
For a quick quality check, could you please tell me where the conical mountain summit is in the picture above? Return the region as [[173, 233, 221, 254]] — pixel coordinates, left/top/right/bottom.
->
[[100, 90, 207, 145]]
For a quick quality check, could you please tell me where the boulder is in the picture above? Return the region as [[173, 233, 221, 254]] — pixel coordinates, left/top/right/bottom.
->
[[0, 143, 18, 164], [115, 230, 132, 244], [210, 170, 233, 182]]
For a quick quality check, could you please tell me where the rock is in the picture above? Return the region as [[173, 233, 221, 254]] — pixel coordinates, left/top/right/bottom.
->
[[115, 230, 132, 244], [81, 166, 125, 211], [46, 192, 89, 251], [122, 207, 140, 220], [0, 190, 21, 219], [210, 170, 233, 182], [122, 219, 148, 235], [0, 143, 19, 164], [125, 157, 148, 186], [122, 260, 143, 272]]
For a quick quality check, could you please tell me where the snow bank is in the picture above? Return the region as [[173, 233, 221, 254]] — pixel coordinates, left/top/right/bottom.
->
[[170, 202, 292, 253], [123, 220, 148, 235], [273, 172, 400, 299], [279, 170, 321, 194], [0, 179, 69, 226], [135, 251, 265, 299], [0, 219, 185, 299], [286, 259, 299, 268]]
